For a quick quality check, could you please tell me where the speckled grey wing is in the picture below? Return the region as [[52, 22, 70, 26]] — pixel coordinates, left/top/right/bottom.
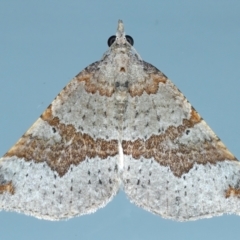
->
[[121, 61, 240, 221], [0, 62, 121, 220]]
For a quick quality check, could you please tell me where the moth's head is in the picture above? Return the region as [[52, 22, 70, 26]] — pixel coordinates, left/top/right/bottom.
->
[[107, 20, 134, 48]]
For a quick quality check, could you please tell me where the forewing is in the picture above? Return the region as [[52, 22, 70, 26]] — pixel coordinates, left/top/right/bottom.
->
[[0, 62, 120, 220], [122, 61, 240, 221]]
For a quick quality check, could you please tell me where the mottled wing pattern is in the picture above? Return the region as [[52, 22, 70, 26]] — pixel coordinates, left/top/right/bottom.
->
[[1, 19, 240, 222], [0, 62, 121, 220], [122, 61, 240, 221]]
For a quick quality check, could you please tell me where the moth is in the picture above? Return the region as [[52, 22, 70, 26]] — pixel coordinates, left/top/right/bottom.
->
[[0, 20, 239, 221]]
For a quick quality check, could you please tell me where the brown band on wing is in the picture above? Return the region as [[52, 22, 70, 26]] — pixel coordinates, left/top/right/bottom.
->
[[129, 73, 167, 97], [76, 72, 115, 97], [225, 186, 240, 198], [5, 106, 118, 177], [76, 66, 167, 98], [122, 108, 236, 177], [190, 107, 201, 124], [0, 181, 15, 195]]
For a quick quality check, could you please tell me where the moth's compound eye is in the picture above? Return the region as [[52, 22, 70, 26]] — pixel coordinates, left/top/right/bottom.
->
[[107, 36, 116, 47], [126, 35, 134, 46]]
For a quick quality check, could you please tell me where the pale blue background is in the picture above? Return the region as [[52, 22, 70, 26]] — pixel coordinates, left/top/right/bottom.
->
[[0, 1, 240, 240]]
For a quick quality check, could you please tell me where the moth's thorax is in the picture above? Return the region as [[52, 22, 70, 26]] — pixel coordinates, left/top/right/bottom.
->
[[103, 45, 143, 85], [103, 47, 131, 114], [113, 56, 130, 122], [110, 45, 131, 71]]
